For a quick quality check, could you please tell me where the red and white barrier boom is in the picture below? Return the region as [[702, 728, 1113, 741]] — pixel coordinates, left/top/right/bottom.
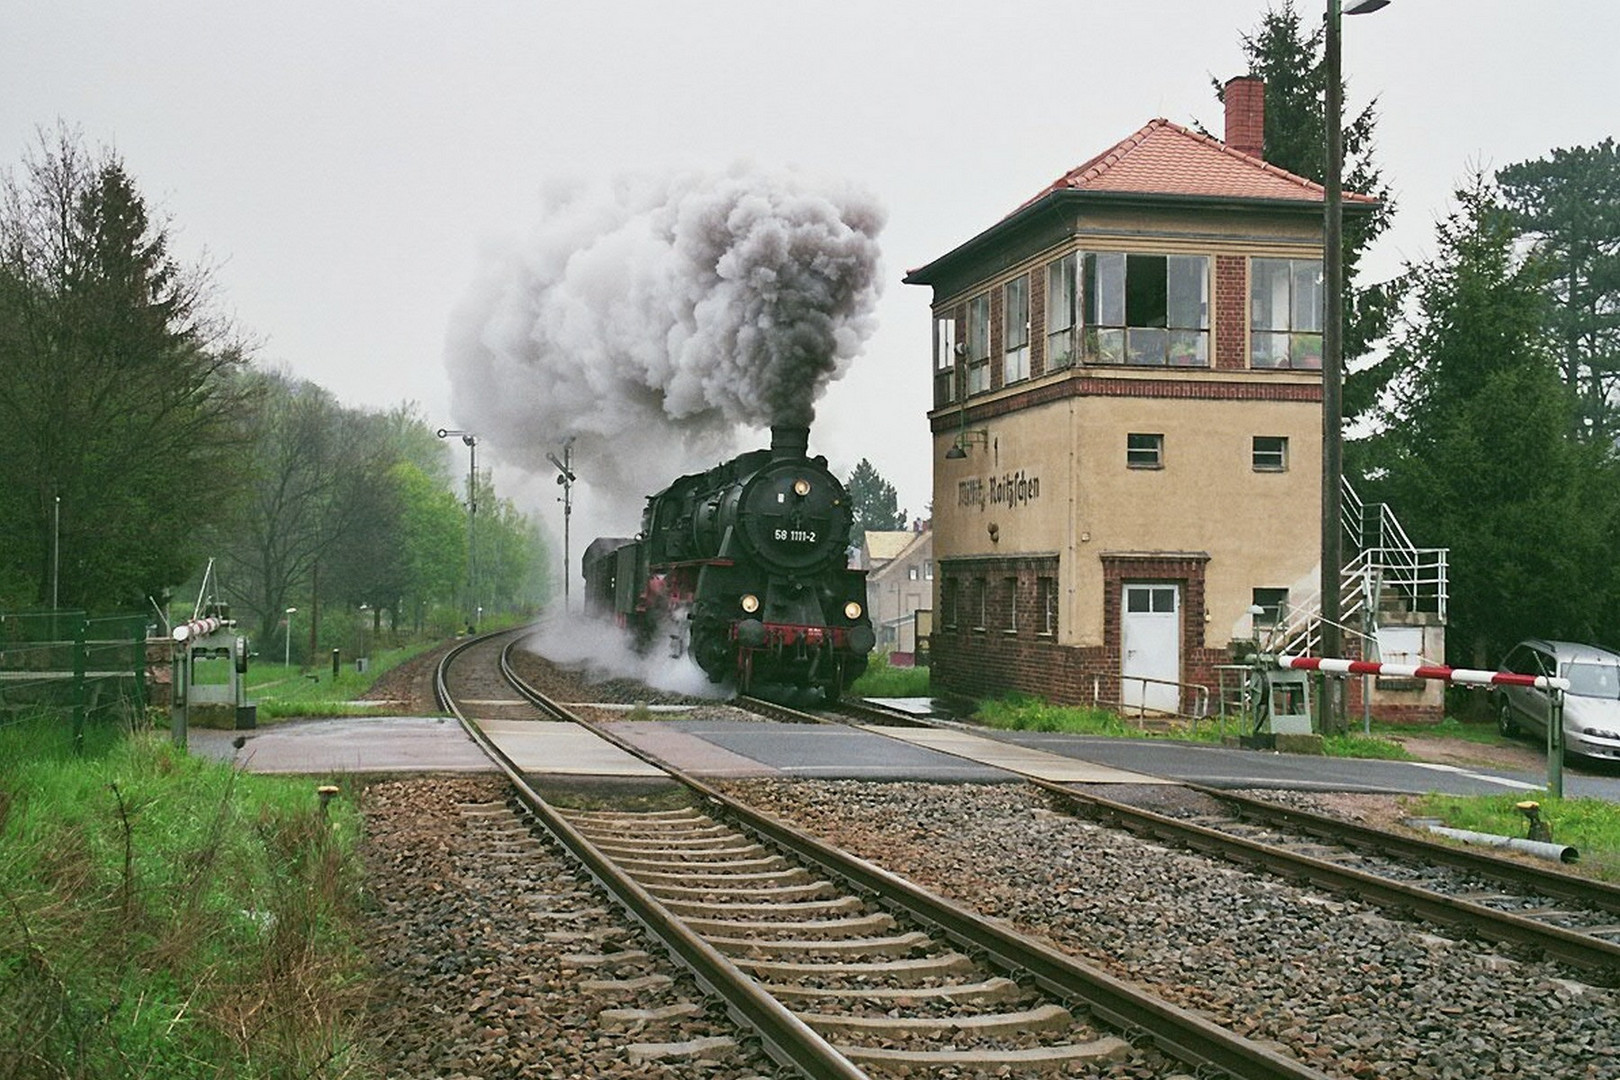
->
[[172, 616, 224, 642], [1277, 653, 1570, 692], [1277, 653, 1570, 797]]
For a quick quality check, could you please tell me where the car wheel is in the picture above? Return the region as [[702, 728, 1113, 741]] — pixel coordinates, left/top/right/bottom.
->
[[1498, 700, 1521, 739]]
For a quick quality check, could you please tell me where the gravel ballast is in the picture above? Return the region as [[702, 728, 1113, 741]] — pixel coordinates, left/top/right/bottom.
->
[[723, 778, 1618, 1080]]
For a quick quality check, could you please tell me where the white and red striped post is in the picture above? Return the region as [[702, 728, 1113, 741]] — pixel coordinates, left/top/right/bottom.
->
[[1278, 654, 1570, 797]]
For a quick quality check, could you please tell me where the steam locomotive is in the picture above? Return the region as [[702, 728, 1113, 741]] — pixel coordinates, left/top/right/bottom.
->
[[581, 425, 876, 699]]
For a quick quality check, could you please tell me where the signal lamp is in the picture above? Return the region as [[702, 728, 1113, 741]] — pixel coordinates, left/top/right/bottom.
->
[[793, 478, 811, 497], [741, 594, 760, 613], [844, 601, 862, 620]]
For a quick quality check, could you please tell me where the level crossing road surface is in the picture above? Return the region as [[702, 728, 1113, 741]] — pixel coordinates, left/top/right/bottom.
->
[[185, 706, 1620, 800]]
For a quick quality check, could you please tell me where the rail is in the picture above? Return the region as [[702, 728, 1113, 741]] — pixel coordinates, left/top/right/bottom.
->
[[436, 630, 866, 1080], [480, 641, 1331, 1080]]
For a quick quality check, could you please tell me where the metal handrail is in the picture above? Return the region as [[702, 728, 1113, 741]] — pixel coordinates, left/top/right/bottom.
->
[[1271, 481, 1449, 657], [1093, 672, 1211, 722]]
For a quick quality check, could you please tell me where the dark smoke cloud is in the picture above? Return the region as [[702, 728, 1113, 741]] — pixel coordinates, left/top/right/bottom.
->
[[444, 165, 885, 512]]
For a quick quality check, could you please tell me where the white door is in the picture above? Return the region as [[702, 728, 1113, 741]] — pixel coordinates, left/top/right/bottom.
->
[[1122, 584, 1180, 713]]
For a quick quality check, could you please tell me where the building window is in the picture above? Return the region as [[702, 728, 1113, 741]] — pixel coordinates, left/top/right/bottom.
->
[[1037, 577, 1058, 636], [1126, 433, 1164, 469], [1252, 435, 1288, 471], [1004, 577, 1018, 633], [974, 578, 987, 630], [1083, 252, 1209, 366], [924, 560, 934, 580], [1046, 253, 1078, 369], [907, 565, 919, 580], [933, 315, 958, 406], [1251, 257, 1323, 369], [1127, 585, 1178, 614], [966, 293, 991, 394], [1003, 274, 1030, 384], [1252, 587, 1289, 628], [941, 578, 957, 629]]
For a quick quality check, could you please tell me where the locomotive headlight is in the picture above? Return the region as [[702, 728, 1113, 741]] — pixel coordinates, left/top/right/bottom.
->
[[741, 593, 760, 614], [844, 601, 862, 620], [793, 478, 811, 497]]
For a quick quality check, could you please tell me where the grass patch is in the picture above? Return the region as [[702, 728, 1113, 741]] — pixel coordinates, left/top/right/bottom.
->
[[247, 642, 441, 721], [0, 716, 373, 1077], [1412, 790, 1620, 883], [1374, 715, 1507, 747], [849, 654, 931, 698], [974, 695, 1174, 737], [1322, 732, 1416, 760], [967, 697, 1425, 760]]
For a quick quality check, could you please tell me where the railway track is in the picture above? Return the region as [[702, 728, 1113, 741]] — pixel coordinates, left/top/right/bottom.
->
[[434, 630, 1332, 1079], [819, 696, 1620, 984]]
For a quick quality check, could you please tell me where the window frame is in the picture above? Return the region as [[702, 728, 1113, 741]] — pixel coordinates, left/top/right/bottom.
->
[[966, 293, 991, 395], [1126, 432, 1164, 470], [1252, 435, 1289, 472], [1037, 576, 1058, 637], [1003, 274, 1031, 385], [1252, 587, 1289, 628], [1250, 257, 1324, 370], [933, 314, 958, 406], [1083, 251, 1210, 367], [1046, 253, 1078, 369]]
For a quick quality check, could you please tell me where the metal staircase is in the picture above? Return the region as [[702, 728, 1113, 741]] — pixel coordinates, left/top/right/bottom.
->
[[1267, 479, 1448, 660]]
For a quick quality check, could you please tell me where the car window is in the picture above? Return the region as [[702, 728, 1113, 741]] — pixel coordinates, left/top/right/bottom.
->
[[1565, 660, 1620, 699], [1501, 645, 1528, 675]]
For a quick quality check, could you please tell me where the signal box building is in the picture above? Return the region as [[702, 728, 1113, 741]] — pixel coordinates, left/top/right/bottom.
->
[[905, 78, 1439, 715]]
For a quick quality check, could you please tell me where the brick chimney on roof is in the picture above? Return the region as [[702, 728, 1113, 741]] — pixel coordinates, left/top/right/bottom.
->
[[1224, 75, 1265, 160]]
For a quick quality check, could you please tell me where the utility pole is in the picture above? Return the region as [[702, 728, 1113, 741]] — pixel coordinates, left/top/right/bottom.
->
[[1321, 0, 1390, 733], [547, 438, 577, 612], [437, 428, 479, 630], [52, 493, 60, 610]]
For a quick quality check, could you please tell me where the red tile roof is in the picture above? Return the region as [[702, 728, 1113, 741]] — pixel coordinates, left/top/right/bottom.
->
[[1013, 118, 1377, 214]]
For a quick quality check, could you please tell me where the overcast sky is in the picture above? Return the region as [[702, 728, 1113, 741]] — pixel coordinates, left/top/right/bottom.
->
[[6, 1, 1617, 549]]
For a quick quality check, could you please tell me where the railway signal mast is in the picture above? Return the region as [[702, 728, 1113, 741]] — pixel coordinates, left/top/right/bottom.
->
[[547, 437, 577, 612], [437, 428, 480, 631]]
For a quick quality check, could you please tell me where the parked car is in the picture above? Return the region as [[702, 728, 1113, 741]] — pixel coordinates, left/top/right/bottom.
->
[[1495, 638, 1620, 762]]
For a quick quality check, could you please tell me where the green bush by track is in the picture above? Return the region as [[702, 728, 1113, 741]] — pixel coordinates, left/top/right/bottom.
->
[[0, 717, 372, 1078]]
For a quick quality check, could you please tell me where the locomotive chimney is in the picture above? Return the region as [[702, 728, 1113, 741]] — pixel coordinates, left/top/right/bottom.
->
[[770, 424, 810, 461]]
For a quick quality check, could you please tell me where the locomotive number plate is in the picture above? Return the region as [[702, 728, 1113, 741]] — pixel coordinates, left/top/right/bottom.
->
[[774, 528, 817, 543]]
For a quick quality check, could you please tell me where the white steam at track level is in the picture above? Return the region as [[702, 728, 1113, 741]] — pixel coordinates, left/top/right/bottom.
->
[[444, 166, 886, 503]]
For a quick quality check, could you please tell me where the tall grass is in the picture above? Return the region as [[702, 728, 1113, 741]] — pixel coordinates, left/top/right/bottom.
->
[[0, 717, 372, 1078], [848, 654, 931, 698], [1414, 790, 1620, 883]]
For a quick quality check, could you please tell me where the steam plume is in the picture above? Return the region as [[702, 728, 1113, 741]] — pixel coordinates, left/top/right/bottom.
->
[[444, 165, 885, 509]]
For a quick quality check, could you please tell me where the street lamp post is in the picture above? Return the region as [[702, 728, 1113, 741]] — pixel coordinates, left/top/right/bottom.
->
[[1321, 0, 1389, 732], [437, 428, 479, 630], [285, 607, 297, 668]]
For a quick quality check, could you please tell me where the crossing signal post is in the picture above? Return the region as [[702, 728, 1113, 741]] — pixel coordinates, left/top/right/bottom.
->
[[547, 437, 577, 612]]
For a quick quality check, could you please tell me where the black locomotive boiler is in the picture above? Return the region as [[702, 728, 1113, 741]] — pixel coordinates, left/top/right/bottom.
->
[[581, 425, 876, 699]]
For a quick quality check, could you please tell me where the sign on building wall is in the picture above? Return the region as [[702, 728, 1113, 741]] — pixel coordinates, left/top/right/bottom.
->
[[957, 470, 1041, 512]]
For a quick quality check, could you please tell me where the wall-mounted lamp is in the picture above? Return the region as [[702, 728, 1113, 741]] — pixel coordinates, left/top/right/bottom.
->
[[945, 428, 989, 460]]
